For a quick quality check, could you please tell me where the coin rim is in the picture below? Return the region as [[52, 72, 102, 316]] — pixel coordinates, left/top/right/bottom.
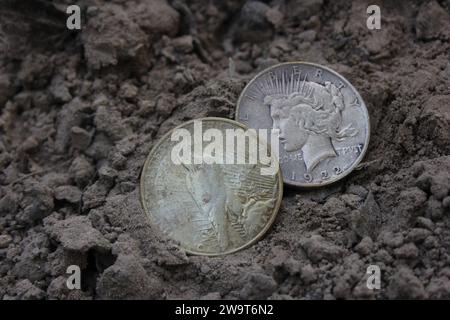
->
[[139, 117, 284, 256], [235, 61, 371, 188]]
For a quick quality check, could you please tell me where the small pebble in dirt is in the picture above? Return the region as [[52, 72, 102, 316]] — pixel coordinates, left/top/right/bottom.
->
[[70, 127, 92, 150], [300, 264, 317, 284], [49, 75, 72, 103], [54, 185, 82, 204], [19, 183, 54, 224], [70, 126, 92, 150], [155, 94, 177, 116], [406, 228, 432, 243], [0, 192, 19, 216], [299, 234, 345, 263], [379, 231, 404, 248], [393, 243, 419, 260], [0, 234, 13, 248], [442, 196, 450, 210], [239, 272, 277, 299], [427, 197, 444, 220], [95, 106, 131, 141], [416, 217, 435, 231], [69, 156, 95, 188], [111, 152, 127, 170], [55, 98, 85, 153], [20, 136, 40, 154], [82, 181, 110, 211], [354, 236, 373, 256], [119, 83, 138, 100], [172, 35, 194, 54]]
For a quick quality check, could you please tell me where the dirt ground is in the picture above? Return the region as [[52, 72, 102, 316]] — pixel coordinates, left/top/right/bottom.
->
[[0, 0, 449, 300]]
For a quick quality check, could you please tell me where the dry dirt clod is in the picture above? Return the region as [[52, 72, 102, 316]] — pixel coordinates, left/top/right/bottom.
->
[[45, 215, 111, 253]]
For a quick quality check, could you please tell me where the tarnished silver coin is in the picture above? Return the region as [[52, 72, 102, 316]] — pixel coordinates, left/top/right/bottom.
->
[[140, 118, 283, 256], [236, 62, 370, 187]]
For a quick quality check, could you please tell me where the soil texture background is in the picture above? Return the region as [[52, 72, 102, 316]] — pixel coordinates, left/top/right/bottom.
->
[[0, 0, 450, 299]]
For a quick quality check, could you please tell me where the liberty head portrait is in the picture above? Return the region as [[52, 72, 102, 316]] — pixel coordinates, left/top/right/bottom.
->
[[264, 80, 357, 172]]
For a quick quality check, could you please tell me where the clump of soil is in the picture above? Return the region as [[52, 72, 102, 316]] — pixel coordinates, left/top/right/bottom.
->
[[0, 0, 449, 299]]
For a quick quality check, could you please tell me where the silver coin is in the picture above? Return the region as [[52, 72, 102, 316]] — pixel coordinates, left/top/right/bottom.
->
[[140, 118, 283, 256], [236, 62, 370, 187]]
